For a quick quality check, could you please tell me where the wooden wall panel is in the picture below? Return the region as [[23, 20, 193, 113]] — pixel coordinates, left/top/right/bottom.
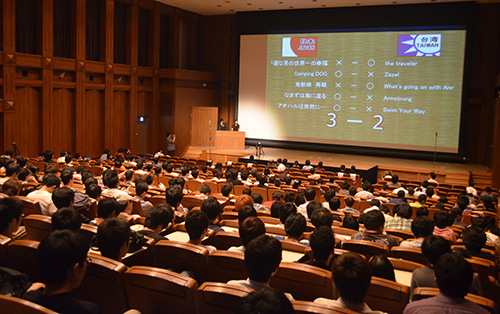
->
[[112, 90, 130, 151], [191, 106, 217, 146], [11, 87, 42, 157], [51, 88, 75, 154], [83, 89, 105, 158]]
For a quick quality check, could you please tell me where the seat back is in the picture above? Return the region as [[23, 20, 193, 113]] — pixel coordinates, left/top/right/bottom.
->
[[342, 240, 388, 260], [0, 294, 56, 314], [269, 261, 334, 301], [203, 231, 241, 250], [389, 246, 426, 265], [24, 214, 52, 241], [365, 277, 410, 314], [124, 266, 198, 314], [79, 223, 98, 245], [196, 282, 252, 314], [154, 240, 210, 283], [73, 253, 128, 314], [233, 185, 246, 196], [251, 187, 269, 202], [180, 196, 204, 210], [7, 239, 42, 282], [412, 287, 496, 313], [292, 300, 359, 314], [0, 234, 12, 267], [187, 180, 202, 192], [385, 229, 414, 240], [388, 257, 424, 271], [17, 196, 42, 216], [207, 250, 247, 282]]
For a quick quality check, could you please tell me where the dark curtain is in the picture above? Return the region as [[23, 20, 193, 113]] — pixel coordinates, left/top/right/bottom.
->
[[86, 0, 101, 61], [114, 1, 126, 64], [138, 8, 150, 67], [159, 14, 170, 68], [53, 0, 72, 58], [16, 0, 39, 54]]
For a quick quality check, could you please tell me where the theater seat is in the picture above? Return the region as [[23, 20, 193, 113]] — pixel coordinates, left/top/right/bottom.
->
[[251, 187, 270, 202], [203, 231, 241, 250], [73, 253, 128, 314], [181, 195, 204, 210], [7, 239, 43, 282], [0, 234, 13, 267], [154, 240, 210, 283], [0, 294, 56, 314], [79, 223, 97, 245], [365, 277, 410, 314], [207, 250, 247, 283], [196, 282, 252, 314], [385, 229, 414, 240], [412, 287, 496, 314], [124, 266, 198, 314], [269, 261, 334, 301], [292, 300, 359, 314], [24, 214, 52, 242], [389, 246, 426, 265], [342, 240, 388, 260], [16, 196, 42, 216]]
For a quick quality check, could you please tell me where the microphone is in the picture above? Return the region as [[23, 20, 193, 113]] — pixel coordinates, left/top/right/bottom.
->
[[209, 120, 211, 126]]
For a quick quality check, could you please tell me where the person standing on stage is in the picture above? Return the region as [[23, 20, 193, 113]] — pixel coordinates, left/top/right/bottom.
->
[[166, 132, 176, 156], [218, 118, 227, 130], [232, 120, 240, 131]]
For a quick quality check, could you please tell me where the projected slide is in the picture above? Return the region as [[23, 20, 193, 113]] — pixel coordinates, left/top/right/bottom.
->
[[238, 30, 466, 153]]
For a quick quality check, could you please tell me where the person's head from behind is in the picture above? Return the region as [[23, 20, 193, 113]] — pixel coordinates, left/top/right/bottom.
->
[[239, 216, 266, 247], [97, 218, 130, 261], [462, 226, 486, 253], [97, 197, 120, 219], [185, 210, 209, 242], [304, 186, 316, 202], [165, 185, 183, 208], [235, 194, 254, 212], [369, 255, 395, 281], [328, 197, 340, 211], [144, 204, 174, 232], [199, 184, 211, 196], [391, 174, 399, 184], [345, 197, 355, 208], [38, 230, 89, 290], [43, 173, 61, 192], [52, 207, 82, 232], [5, 162, 20, 178], [421, 235, 451, 266], [221, 183, 233, 197], [236, 287, 294, 314], [284, 213, 306, 240], [397, 204, 412, 219], [411, 216, 434, 239], [251, 193, 263, 205], [245, 235, 282, 283], [52, 187, 75, 210], [342, 214, 359, 231], [86, 183, 101, 200], [279, 202, 296, 225], [309, 226, 335, 263], [311, 208, 333, 228], [0, 197, 23, 237], [363, 210, 385, 232], [332, 252, 371, 305], [270, 201, 283, 218], [434, 210, 452, 229], [306, 200, 322, 219], [201, 196, 222, 223], [435, 252, 473, 299], [2, 179, 22, 196], [103, 170, 119, 189], [238, 205, 257, 225], [416, 206, 428, 217], [348, 186, 357, 197]]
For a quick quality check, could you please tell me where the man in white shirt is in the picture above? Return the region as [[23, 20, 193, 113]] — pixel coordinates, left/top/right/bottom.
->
[[102, 170, 131, 212], [27, 173, 60, 215], [297, 186, 316, 218]]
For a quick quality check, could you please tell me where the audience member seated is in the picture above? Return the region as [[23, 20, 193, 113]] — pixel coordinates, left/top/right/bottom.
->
[[101, 170, 131, 212], [352, 210, 399, 248], [310, 208, 334, 229], [328, 196, 341, 212], [252, 193, 267, 211], [400, 216, 435, 248], [134, 181, 153, 215], [389, 190, 408, 205], [2, 178, 23, 196], [460, 226, 496, 263], [60, 169, 91, 210], [302, 160, 313, 171], [237, 205, 258, 225], [52, 207, 82, 232], [314, 252, 386, 313], [166, 185, 186, 217], [228, 216, 266, 253], [235, 195, 254, 212], [96, 218, 130, 261], [236, 287, 294, 314], [198, 184, 211, 199], [321, 190, 335, 209], [410, 235, 481, 298], [341, 197, 360, 214], [0, 162, 20, 186], [369, 255, 396, 282], [300, 226, 335, 271], [270, 201, 283, 219], [201, 196, 223, 235], [276, 213, 309, 246], [297, 187, 316, 217], [410, 194, 427, 209], [23, 230, 100, 314], [0, 196, 23, 238], [387, 174, 402, 188], [343, 214, 360, 231], [426, 172, 439, 185], [404, 253, 489, 314], [432, 211, 456, 243], [27, 173, 60, 215], [137, 204, 173, 242], [90, 197, 120, 226], [228, 235, 293, 300], [355, 181, 375, 200], [184, 210, 216, 254], [385, 203, 412, 232]]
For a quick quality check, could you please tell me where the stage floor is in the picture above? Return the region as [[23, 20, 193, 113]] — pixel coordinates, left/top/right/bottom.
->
[[238, 146, 489, 175]]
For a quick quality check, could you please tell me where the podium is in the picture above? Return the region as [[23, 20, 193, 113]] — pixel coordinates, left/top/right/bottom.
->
[[214, 131, 245, 150]]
